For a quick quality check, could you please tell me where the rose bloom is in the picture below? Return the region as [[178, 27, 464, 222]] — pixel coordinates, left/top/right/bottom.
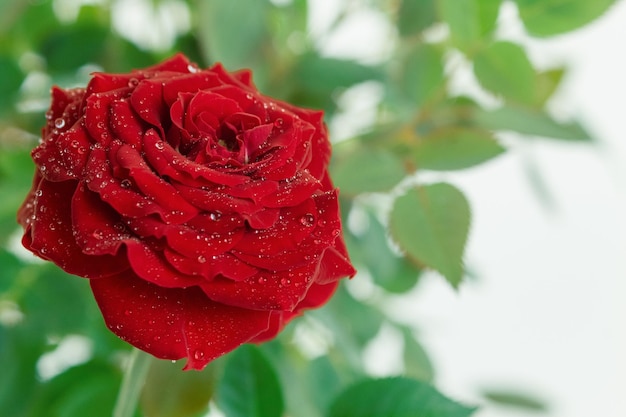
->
[[17, 54, 355, 370]]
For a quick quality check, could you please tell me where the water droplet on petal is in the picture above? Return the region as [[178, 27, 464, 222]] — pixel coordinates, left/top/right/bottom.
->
[[124, 309, 132, 316], [120, 179, 132, 188], [187, 64, 199, 73], [300, 213, 315, 227], [128, 77, 139, 87], [209, 211, 221, 221], [281, 278, 291, 287], [197, 255, 206, 263], [194, 350, 204, 360], [155, 141, 165, 150], [92, 229, 104, 240], [54, 118, 66, 129]]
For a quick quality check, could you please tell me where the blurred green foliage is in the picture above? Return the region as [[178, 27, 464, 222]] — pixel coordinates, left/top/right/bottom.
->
[[0, 0, 615, 416]]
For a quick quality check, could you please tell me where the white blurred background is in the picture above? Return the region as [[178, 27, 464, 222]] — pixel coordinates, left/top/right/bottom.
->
[[311, 0, 626, 416]]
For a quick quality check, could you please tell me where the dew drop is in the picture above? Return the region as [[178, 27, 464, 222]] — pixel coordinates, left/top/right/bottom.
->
[[128, 77, 139, 87], [155, 141, 165, 150], [120, 179, 132, 188], [197, 255, 206, 263], [209, 211, 222, 221], [299, 213, 315, 227], [92, 229, 104, 240], [274, 118, 284, 128], [280, 278, 291, 287], [194, 350, 205, 360], [54, 118, 66, 129], [258, 277, 267, 284], [124, 309, 132, 316], [187, 64, 199, 73]]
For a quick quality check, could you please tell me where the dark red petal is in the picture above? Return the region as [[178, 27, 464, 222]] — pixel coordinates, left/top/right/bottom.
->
[[84, 90, 128, 147], [294, 280, 340, 311], [201, 262, 319, 311], [72, 182, 134, 256], [316, 239, 357, 285], [33, 123, 90, 181], [90, 270, 272, 370], [17, 171, 41, 230], [114, 139, 199, 223], [234, 198, 317, 255], [249, 310, 298, 343], [233, 190, 341, 270], [25, 178, 129, 278], [161, 72, 222, 105], [142, 132, 248, 187], [125, 240, 203, 288], [164, 249, 257, 281], [85, 144, 185, 221], [85, 73, 135, 95], [259, 170, 321, 208], [43, 87, 85, 138], [110, 99, 146, 149], [144, 53, 192, 73], [130, 80, 166, 131]]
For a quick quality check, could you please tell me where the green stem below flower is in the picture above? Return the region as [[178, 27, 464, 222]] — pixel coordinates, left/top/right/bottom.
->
[[113, 347, 153, 417]]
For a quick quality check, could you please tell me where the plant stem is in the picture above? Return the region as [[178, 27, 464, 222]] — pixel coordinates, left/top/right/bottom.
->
[[113, 348, 152, 417]]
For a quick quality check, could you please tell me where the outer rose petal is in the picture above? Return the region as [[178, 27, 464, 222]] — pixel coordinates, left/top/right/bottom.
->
[[22, 177, 129, 278], [90, 271, 272, 370]]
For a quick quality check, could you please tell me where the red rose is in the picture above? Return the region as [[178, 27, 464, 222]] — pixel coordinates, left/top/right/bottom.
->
[[17, 54, 355, 370]]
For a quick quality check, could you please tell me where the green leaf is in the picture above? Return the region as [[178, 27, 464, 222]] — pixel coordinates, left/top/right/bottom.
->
[[401, 43, 445, 107], [414, 128, 505, 170], [483, 389, 548, 411], [390, 183, 470, 287], [217, 345, 284, 417], [397, 0, 439, 36], [438, 0, 481, 52], [321, 283, 384, 348], [307, 356, 344, 411], [294, 55, 382, 95], [331, 144, 406, 196], [344, 209, 422, 293], [0, 55, 24, 109], [29, 361, 122, 417], [0, 325, 46, 417], [535, 67, 565, 105], [328, 377, 477, 417], [474, 104, 591, 141], [195, 0, 271, 72], [141, 359, 217, 417], [402, 328, 435, 382], [477, 0, 504, 36], [473, 41, 537, 105], [514, 0, 617, 37]]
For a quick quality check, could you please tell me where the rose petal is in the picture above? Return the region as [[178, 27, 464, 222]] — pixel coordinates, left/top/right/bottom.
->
[[85, 144, 190, 222], [90, 270, 272, 370], [125, 239, 203, 288], [23, 178, 129, 278], [201, 262, 319, 311], [110, 99, 146, 149], [234, 198, 317, 255], [32, 123, 90, 182], [72, 182, 134, 256], [249, 310, 298, 343], [130, 80, 166, 132], [114, 138, 199, 223], [84, 90, 129, 147], [142, 132, 248, 187], [164, 249, 257, 281]]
